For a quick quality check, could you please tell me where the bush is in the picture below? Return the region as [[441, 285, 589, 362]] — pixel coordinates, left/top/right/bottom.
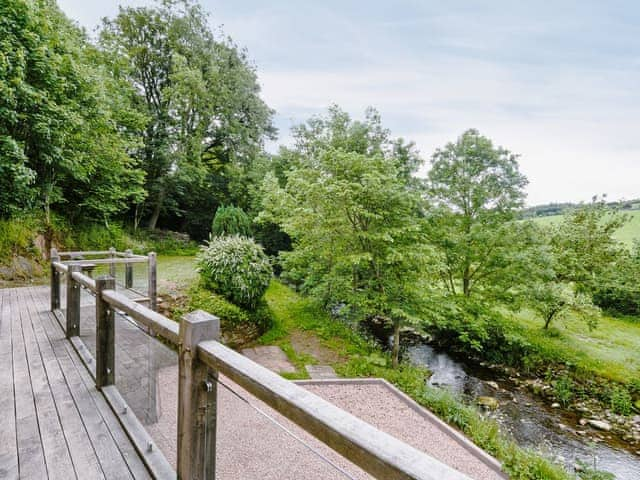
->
[[186, 284, 273, 333], [197, 235, 272, 309], [609, 386, 633, 415], [211, 205, 252, 237]]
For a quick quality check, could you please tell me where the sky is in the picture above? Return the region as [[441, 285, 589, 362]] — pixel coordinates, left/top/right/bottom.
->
[[58, 0, 640, 206]]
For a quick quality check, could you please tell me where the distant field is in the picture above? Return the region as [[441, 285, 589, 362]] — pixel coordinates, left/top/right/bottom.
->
[[531, 209, 640, 246]]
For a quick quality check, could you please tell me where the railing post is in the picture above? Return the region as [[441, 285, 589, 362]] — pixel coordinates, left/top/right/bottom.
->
[[177, 310, 220, 480], [65, 265, 81, 338], [95, 275, 116, 389], [148, 252, 157, 311], [108, 247, 116, 278], [125, 249, 133, 289], [50, 248, 60, 311]]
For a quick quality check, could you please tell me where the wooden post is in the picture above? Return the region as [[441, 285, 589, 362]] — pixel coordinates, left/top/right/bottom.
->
[[148, 252, 157, 311], [125, 249, 133, 289], [50, 248, 60, 311], [177, 310, 220, 480], [95, 275, 116, 389], [65, 265, 81, 338], [108, 247, 116, 278]]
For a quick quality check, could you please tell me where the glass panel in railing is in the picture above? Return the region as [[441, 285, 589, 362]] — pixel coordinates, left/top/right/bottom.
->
[[113, 309, 178, 463]]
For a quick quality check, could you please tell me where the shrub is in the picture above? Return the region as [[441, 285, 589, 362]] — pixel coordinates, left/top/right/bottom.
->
[[553, 375, 575, 407], [197, 235, 272, 309], [186, 284, 273, 332], [211, 205, 252, 237], [609, 386, 633, 415]]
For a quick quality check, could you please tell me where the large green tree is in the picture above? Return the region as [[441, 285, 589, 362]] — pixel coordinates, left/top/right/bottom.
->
[[0, 0, 145, 225], [99, 0, 275, 235], [426, 129, 539, 303], [261, 107, 430, 367]]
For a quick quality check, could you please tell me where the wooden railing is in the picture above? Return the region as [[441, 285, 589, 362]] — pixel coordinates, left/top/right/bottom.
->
[[50, 250, 472, 480]]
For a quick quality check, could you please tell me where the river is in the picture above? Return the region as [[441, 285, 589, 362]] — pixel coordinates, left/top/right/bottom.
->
[[366, 325, 640, 479]]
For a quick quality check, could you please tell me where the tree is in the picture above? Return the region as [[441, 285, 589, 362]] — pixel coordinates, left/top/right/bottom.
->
[[0, 0, 145, 225], [530, 282, 600, 330], [261, 107, 430, 367], [426, 129, 536, 303], [549, 197, 629, 293], [99, 0, 275, 233], [211, 205, 252, 237]]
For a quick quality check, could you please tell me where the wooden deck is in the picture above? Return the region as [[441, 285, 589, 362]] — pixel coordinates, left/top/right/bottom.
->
[[0, 286, 151, 480]]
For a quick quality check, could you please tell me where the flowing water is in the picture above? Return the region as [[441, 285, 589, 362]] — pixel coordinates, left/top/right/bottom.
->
[[365, 323, 640, 479]]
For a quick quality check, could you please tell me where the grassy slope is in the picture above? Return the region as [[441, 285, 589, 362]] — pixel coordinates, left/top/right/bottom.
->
[[511, 310, 640, 383], [531, 210, 640, 246]]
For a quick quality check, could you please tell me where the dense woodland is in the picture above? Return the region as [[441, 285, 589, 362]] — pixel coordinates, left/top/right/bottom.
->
[[2, 2, 640, 477]]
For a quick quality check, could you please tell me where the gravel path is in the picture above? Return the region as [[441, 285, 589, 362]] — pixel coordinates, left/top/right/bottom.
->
[[146, 366, 505, 479]]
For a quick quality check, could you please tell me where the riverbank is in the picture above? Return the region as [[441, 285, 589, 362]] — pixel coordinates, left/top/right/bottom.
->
[[255, 280, 601, 480]]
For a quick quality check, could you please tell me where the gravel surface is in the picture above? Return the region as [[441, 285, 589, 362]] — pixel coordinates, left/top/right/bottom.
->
[[146, 367, 505, 479]]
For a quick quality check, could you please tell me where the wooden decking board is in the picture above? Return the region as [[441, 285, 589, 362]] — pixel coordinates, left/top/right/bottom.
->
[[12, 288, 48, 479], [0, 289, 19, 480], [25, 287, 105, 480], [18, 287, 75, 479], [35, 286, 153, 479], [0, 286, 152, 480]]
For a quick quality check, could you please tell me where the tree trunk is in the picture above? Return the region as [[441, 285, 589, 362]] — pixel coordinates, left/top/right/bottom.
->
[[463, 267, 471, 296], [147, 187, 165, 230], [391, 318, 401, 369]]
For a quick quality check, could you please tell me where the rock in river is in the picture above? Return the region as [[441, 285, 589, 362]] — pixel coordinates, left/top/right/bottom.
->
[[477, 396, 499, 410], [587, 419, 612, 431]]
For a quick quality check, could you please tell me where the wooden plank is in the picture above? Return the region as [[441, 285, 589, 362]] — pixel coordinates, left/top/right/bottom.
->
[[66, 265, 81, 338], [32, 295, 134, 479], [147, 252, 157, 312], [101, 290, 179, 345], [96, 276, 116, 388], [177, 311, 219, 480], [198, 339, 473, 480], [26, 288, 105, 480], [18, 288, 76, 479], [0, 289, 19, 480], [12, 289, 48, 480]]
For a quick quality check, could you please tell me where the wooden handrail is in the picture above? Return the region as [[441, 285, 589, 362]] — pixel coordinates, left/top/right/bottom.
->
[[63, 257, 149, 265], [101, 289, 179, 345], [50, 249, 475, 480], [197, 340, 471, 480]]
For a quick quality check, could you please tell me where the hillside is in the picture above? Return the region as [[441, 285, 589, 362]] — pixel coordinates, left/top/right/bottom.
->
[[532, 209, 640, 246]]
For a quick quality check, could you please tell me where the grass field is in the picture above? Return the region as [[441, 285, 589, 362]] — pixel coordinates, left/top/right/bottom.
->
[[511, 309, 640, 384], [531, 210, 640, 246]]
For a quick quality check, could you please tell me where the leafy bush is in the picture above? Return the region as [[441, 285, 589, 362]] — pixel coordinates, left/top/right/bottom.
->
[[592, 283, 640, 316], [71, 223, 139, 251], [197, 235, 272, 309], [186, 284, 273, 333], [211, 205, 252, 237], [0, 215, 40, 259], [609, 386, 633, 415], [553, 375, 575, 407]]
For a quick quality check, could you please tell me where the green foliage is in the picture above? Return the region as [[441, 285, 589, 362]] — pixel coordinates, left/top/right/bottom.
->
[[0, 0, 145, 222], [553, 375, 575, 407], [0, 215, 40, 259], [197, 235, 272, 309], [211, 205, 252, 237], [609, 386, 633, 415], [549, 197, 629, 293], [99, 0, 274, 234], [575, 461, 615, 480], [184, 283, 272, 332], [529, 282, 600, 330], [261, 106, 429, 366], [427, 129, 534, 301]]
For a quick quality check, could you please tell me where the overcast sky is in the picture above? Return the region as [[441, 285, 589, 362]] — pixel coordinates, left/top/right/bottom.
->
[[58, 0, 640, 206]]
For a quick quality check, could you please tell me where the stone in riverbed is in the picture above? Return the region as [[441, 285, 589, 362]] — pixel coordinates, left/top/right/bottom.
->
[[486, 381, 499, 390], [477, 396, 499, 410], [587, 419, 612, 431], [551, 402, 560, 408]]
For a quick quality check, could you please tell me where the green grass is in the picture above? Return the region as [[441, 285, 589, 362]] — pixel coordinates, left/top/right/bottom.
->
[[510, 309, 640, 384], [532, 210, 640, 246]]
